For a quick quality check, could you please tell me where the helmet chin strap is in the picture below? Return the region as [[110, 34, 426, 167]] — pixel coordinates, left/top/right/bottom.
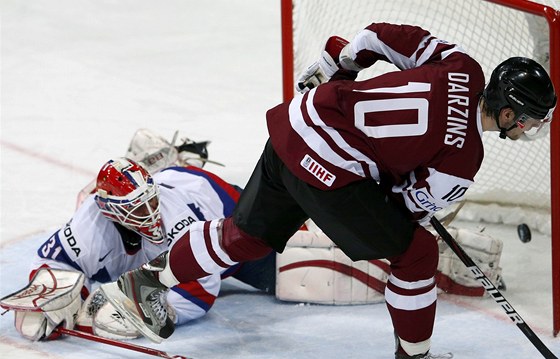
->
[[496, 116, 518, 139]]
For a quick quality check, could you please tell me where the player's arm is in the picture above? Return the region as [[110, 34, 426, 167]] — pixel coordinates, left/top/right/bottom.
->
[[344, 23, 437, 70], [390, 167, 473, 225], [296, 22, 461, 93]]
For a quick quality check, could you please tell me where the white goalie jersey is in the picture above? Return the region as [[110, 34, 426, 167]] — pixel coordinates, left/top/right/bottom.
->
[[32, 166, 240, 326]]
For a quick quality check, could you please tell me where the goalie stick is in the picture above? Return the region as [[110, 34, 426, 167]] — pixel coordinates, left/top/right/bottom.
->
[[54, 327, 191, 359], [430, 217, 558, 359]]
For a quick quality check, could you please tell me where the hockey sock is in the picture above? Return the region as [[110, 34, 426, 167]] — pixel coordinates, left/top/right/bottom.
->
[[385, 226, 439, 355], [168, 218, 273, 283]]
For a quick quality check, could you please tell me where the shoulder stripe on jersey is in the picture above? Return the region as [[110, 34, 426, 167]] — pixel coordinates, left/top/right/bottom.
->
[[37, 231, 84, 273], [171, 281, 216, 312], [360, 30, 419, 70], [161, 166, 240, 217]]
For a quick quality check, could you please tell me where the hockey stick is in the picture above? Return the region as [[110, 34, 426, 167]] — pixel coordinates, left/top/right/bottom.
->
[[430, 217, 558, 359], [438, 201, 465, 227], [55, 327, 191, 359]]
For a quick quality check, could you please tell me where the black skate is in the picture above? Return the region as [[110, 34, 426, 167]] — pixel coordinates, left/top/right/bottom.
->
[[100, 252, 174, 343]]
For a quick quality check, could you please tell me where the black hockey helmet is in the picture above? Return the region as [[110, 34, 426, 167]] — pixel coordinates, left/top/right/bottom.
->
[[483, 57, 556, 137]]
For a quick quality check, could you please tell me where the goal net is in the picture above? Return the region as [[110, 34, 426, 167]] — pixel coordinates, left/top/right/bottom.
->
[[281, 0, 560, 335]]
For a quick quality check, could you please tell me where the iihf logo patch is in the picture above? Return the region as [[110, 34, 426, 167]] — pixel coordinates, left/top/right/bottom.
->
[[300, 154, 336, 187]]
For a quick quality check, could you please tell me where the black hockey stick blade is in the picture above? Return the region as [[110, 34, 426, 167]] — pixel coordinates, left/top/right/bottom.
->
[[430, 216, 558, 359]]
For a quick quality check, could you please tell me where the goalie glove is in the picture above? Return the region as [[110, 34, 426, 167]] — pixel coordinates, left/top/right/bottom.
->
[[125, 128, 180, 173], [296, 36, 360, 94], [175, 137, 224, 168], [126, 128, 224, 170], [0, 268, 84, 341]]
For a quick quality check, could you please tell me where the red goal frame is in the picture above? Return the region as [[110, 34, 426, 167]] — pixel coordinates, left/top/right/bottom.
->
[[280, 0, 560, 336]]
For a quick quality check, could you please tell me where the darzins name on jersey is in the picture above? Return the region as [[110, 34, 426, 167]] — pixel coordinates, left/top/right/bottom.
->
[[445, 72, 470, 149]]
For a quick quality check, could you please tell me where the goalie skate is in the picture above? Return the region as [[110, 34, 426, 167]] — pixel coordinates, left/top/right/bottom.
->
[[99, 253, 174, 343], [99, 282, 164, 343]]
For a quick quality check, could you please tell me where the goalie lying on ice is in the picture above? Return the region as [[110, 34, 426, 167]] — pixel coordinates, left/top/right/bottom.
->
[[0, 129, 276, 341]]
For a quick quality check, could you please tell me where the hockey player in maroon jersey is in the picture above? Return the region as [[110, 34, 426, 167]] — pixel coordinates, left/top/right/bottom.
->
[[101, 23, 557, 358]]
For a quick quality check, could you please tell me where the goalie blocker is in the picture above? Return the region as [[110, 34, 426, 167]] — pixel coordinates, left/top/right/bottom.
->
[[276, 226, 503, 304], [0, 267, 150, 342], [0, 268, 84, 341]]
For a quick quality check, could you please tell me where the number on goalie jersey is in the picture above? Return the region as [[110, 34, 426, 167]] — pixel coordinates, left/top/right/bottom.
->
[[32, 159, 275, 330]]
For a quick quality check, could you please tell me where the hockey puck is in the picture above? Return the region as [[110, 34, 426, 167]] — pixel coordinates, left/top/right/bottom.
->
[[517, 223, 532, 243]]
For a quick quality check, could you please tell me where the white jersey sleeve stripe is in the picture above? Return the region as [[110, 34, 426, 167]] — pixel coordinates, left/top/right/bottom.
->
[[289, 92, 366, 178], [305, 89, 381, 179], [352, 30, 418, 70], [416, 39, 466, 66], [288, 90, 384, 179], [415, 37, 440, 66]]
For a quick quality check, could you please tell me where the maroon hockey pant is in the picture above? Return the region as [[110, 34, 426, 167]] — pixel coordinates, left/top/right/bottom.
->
[[169, 140, 438, 345]]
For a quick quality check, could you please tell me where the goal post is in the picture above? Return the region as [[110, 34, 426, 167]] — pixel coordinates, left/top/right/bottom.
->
[[280, 0, 560, 336]]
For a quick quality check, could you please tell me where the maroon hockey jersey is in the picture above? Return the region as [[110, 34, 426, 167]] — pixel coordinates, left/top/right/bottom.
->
[[267, 23, 485, 221]]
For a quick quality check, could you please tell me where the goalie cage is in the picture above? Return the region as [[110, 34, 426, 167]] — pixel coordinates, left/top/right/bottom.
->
[[280, 0, 560, 336]]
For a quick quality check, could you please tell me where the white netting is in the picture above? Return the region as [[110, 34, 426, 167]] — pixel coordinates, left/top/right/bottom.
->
[[289, 0, 557, 233]]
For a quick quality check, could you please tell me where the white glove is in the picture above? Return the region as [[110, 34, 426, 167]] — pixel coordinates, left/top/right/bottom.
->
[[125, 128, 179, 174], [0, 268, 85, 341], [296, 52, 338, 93], [296, 36, 352, 94]]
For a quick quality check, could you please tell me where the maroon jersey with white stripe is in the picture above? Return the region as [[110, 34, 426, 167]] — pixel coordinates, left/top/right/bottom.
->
[[267, 23, 485, 221]]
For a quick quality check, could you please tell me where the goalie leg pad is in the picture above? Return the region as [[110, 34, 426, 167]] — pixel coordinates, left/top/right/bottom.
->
[[278, 227, 505, 303], [436, 228, 503, 296], [276, 231, 388, 305]]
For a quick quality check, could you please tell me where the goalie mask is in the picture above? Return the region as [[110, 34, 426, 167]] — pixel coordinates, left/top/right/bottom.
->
[[95, 158, 164, 244]]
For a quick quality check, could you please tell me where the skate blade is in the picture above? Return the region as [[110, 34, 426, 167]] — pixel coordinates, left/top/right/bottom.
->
[[99, 282, 164, 344]]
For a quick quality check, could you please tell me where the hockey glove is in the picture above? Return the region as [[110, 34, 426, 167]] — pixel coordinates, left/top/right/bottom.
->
[[296, 36, 358, 93], [0, 268, 84, 341]]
